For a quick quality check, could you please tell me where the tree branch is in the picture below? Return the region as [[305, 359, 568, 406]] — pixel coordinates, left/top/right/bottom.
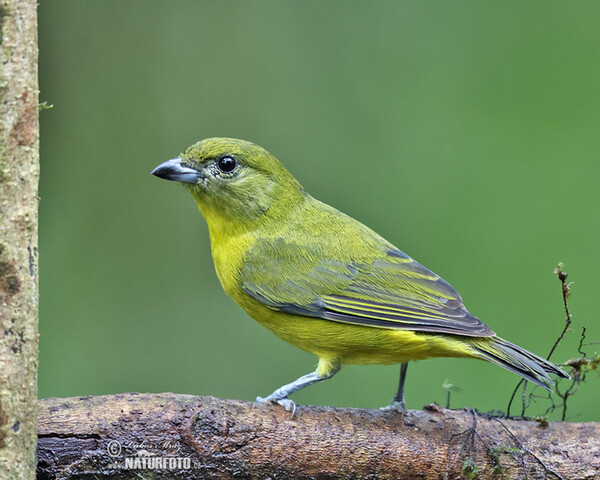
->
[[0, 0, 39, 478], [38, 393, 600, 479]]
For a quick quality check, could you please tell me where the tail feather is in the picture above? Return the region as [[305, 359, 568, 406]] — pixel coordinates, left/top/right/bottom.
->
[[470, 336, 570, 391]]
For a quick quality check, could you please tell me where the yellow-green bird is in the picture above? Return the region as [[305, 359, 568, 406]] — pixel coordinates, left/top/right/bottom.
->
[[151, 137, 568, 412]]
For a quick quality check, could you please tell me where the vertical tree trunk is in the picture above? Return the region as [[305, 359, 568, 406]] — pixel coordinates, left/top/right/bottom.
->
[[0, 1, 39, 479]]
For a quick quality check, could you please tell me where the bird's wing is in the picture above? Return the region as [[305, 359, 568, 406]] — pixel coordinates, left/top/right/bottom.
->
[[241, 238, 494, 337]]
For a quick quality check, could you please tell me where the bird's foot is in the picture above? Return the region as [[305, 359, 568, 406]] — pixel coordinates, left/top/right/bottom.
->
[[256, 396, 297, 417], [380, 400, 406, 414]]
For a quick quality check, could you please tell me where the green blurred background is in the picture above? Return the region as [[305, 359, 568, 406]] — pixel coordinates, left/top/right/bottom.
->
[[38, 1, 599, 421]]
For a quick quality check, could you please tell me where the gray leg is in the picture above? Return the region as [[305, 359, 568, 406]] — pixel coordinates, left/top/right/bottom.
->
[[382, 362, 408, 413], [257, 364, 340, 415]]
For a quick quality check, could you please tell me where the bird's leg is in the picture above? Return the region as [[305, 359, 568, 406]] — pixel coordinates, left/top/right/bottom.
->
[[257, 360, 340, 415], [382, 362, 408, 413]]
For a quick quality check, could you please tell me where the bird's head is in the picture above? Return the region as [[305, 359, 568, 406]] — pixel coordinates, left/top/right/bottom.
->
[[152, 137, 304, 231]]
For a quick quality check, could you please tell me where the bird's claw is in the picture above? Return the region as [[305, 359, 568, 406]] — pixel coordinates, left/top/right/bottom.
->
[[380, 400, 406, 414], [256, 396, 297, 417], [275, 398, 297, 416]]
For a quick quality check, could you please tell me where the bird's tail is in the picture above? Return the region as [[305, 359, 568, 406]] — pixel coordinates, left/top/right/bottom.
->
[[469, 336, 570, 391]]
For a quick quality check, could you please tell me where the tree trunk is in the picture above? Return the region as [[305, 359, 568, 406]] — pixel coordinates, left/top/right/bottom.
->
[[37, 393, 599, 480], [0, 0, 39, 479]]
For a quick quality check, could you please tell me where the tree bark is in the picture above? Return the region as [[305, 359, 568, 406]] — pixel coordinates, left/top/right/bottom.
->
[[0, 0, 39, 479], [37, 393, 599, 480]]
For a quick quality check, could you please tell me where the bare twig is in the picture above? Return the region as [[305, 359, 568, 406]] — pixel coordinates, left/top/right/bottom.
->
[[578, 326, 587, 357], [507, 263, 573, 417], [546, 263, 572, 362]]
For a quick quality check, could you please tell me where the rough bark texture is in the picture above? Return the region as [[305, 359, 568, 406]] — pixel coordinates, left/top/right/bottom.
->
[[0, 0, 40, 479], [37, 393, 599, 480]]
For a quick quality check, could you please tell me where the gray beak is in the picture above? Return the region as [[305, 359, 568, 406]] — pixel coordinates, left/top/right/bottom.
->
[[151, 157, 202, 184]]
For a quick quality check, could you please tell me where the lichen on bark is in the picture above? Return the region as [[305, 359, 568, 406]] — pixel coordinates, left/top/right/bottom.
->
[[0, 0, 40, 479]]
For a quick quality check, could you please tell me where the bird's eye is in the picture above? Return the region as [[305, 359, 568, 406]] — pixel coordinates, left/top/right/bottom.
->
[[216, 156, 237, 173]]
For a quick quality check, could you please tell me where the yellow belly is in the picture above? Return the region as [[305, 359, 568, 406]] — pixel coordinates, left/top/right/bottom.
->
[[238, 292, 476, 366]]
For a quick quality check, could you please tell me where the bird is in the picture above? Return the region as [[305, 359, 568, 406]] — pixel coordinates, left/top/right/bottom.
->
[[151, 137, 569, 413]]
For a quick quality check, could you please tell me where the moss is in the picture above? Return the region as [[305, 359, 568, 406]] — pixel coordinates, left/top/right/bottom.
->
[[533, 416, 549, 428], [0, 5, 7, 46], [462, 457, 479, 479], [38, 101, 53, 111], [488, 446, 525, 475]]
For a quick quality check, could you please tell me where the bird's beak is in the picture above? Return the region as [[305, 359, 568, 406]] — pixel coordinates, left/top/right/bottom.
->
[[151, 157, 203, 184]]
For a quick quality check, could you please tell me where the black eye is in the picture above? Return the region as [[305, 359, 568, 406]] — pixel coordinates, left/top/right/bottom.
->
[[217, 156, 237, 173]]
